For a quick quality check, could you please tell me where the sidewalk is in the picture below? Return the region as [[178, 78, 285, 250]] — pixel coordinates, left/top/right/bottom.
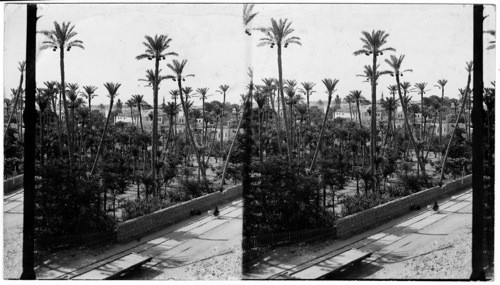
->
[[244, 188, 472, 280]]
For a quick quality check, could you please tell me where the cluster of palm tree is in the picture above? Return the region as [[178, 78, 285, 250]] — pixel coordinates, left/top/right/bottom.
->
[[239, 6, 478, 198], [3, 10, 478, 203]]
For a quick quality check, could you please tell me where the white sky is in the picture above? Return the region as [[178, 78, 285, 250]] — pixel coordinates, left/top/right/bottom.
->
[[3, 3, 497, 106]]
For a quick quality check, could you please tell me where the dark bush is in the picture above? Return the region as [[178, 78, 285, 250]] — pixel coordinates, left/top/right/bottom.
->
[[244, 156, 335, 236], [35, 159, 116, 240], [340, 192, 393, 216], [121, 196, 174, 221]]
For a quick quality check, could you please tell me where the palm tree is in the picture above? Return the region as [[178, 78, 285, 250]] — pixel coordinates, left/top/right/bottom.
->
[[125, 99, 135, 125], [262, 78, 281, 154], [387, 84, 398, 130], [284, 85, 299, 150], [90, 82, 121, 175], [163, 102, 178, 149], [5, 61, 26, 135], [254, 89, 267, 163], [414, 82, 429, 140], [166, 59, 208, 186], [299, 81, 316, 125], [169, 89, 179, 135], [440, 63, 473, 184], [67, 83, 81, 147], [133, 94, 147, 132], [435, 79, 448, 145], [343, 94, 354, 121], [350, 90, 365, 128], [216, 84, 230, 149], [40, 21, 84, 167], [258, 18, 301, 162], [465, 61, 474, 140], [36, 90, 50, 168], [310, 78, 339, 171], [354, 30, 395, 190], [136, 34, 178, 189], [196, 87, 210, 144], [380, 97, 398, 145], [42, 81, 63, 155], [295, 103, 308, 158], [385, 54, 426, 175], [82, 85, 98, 131]]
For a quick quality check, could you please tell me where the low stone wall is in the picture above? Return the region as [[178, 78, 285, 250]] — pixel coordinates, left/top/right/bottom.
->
[[4, 174, 24, 194], [336, 175, 472, 239], [116, 184, 242, 242]]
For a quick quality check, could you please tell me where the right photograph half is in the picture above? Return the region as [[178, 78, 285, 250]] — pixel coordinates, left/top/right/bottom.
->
[[240, 3, 495, 281]]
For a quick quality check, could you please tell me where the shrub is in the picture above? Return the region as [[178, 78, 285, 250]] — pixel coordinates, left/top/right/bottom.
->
[[167, 187, 190, 203], [35, 159, 116, 240], [244, 156, 335, 236], [340, 192, 393, 216], [121, 196, 174, 221], [179, 179, 214, 199]]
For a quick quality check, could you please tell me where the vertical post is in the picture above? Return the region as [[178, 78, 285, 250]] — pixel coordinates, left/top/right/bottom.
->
[[20, 3, 37, 280], [470, 4, 485, 281]]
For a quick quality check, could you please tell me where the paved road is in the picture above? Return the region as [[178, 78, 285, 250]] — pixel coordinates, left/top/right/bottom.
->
[[245, 189, 472, 280], [4, 189, 242, 280]]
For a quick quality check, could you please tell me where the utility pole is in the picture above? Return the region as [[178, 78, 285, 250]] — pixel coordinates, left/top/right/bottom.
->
[[20, 3, 37, 280], [470, 4, 485, 281]]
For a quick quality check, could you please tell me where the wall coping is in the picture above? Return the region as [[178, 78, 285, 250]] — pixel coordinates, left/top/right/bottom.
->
[[117, 184, 242, 227], [338, 174, 472, 223]]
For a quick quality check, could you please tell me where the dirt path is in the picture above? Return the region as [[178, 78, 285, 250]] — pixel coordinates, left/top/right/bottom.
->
[[245, 189, 472, 280]]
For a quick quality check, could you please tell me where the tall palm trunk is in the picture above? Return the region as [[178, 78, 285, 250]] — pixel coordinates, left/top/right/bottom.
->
[[258, 107, 263, 163], [277, 44, 291, 162], [88, 95, 93, 132], [205, 117, 219, 165], [439, 87, 444, 144], [50, 97, 63, 156], [129, 105, 134, 126], [356, 100, 363, 127], [174, 96, 178, 136], [348, 101, 353, 121], [177, 79, 207, 186], [151, 58, 160, 191], [425, 111, 438, 160], [395, 74, 426, 175], [370, 56, 377, 191], [420, 91, 425, 140], [440, 88, 470, 184], [221, 91, 226, 149], [270, 90, 282, 156], [310, 93, 332, 171], [306, 91, 311, 125], [5, 71, 24, 135], [289, 101, 294, 150], [467, 89, 472, 140], [58, 45, 74, 167], [221, 92, 251, 191], [138, 103, 143, 131], [90, 98, 114, 175]]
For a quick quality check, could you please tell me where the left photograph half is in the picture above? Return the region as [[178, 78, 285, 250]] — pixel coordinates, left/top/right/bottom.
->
[[3, 3, 247, 280]]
